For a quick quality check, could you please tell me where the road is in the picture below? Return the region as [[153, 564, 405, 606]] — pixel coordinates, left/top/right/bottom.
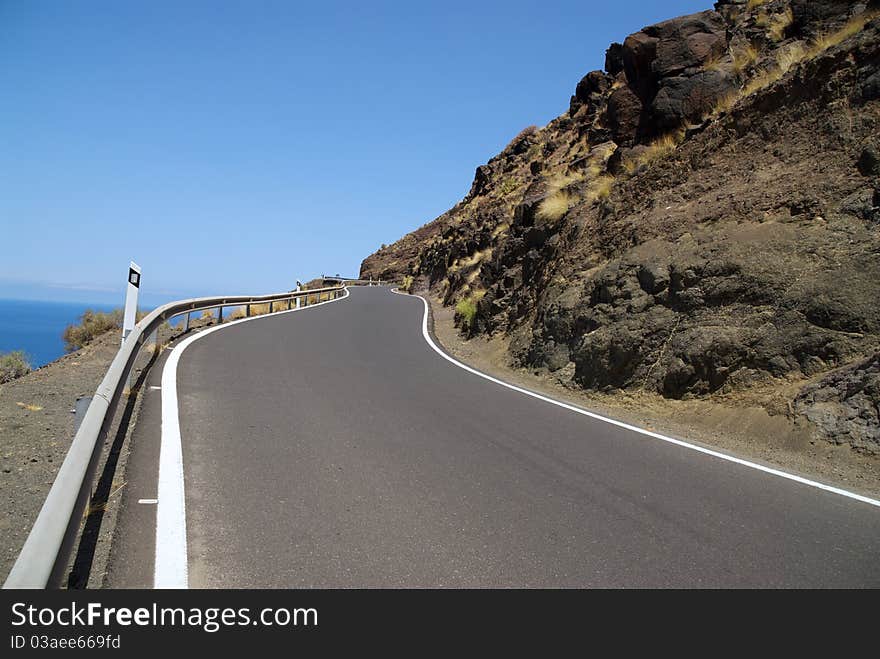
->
[[107, 286, 880, 588]]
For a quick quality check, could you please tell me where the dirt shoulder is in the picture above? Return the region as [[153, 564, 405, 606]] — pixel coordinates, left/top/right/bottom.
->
[[0, 322, 179, 586], [424, 293, 880, 500]]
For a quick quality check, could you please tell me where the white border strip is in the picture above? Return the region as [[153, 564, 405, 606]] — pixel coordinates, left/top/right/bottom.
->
[[392, 289, 880, 509], [154, 288, 351, 588]]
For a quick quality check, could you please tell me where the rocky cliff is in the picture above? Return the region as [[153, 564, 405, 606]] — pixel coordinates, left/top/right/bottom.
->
[[361, 0, 880, 451]]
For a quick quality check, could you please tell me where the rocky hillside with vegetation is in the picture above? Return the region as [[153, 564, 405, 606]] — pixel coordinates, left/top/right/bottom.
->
[[361, 0, 880, 452]]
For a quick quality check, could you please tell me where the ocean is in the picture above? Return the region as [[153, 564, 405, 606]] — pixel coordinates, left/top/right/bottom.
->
[[0, 299, 118, 368]]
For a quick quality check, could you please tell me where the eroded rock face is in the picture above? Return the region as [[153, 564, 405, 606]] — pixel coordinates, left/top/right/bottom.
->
[[518, 221, 878, 398], [623, 30, 659, 99], [794, 353, 880, 453], [791, 0, 866, 38], [605, 42, 625, 76], [361, 0, 880, 449], [650, 11, 728, 77], [652, 70, 736, 130], [570, 70, 611, 116], [608, 84, 643, 145], [621, 9, 734, 134]]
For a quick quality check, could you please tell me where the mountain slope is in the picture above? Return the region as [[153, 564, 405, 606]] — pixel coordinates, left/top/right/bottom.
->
[[361, 0, 880, 451]]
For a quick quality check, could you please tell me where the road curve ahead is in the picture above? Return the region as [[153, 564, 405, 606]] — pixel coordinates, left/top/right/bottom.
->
[[153, 286, 879, 587]]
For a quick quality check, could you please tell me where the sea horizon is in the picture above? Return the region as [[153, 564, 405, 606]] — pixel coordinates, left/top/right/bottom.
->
[[0, 297, 119, 368]]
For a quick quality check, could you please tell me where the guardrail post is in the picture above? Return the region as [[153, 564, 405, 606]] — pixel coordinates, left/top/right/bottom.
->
[[270, 301, 274, 314], [184, 311, 191, 332], [218, 306, 223, 324], [246, 304, 251, 317]]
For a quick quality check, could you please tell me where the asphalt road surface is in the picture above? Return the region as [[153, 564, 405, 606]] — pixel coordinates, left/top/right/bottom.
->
[[107, 286, 880, 588]]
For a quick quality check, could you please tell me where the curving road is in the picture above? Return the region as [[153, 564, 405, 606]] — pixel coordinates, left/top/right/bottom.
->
[[107, 286, 880, 588]]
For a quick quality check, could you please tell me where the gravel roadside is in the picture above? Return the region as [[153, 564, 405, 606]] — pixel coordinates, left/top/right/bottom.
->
[[0, 322, 178, 586]]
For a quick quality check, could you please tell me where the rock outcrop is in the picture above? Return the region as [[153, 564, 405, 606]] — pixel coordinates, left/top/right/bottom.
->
[[795, 353, 880, 452], [361, 0, 880, 451]]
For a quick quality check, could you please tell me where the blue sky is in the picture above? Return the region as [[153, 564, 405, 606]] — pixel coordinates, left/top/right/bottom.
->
[[0, 0, 710, 306]]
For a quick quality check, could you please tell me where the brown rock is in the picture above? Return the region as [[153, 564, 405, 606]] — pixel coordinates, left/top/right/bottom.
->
[[652, 11, 727, 77], [607, 84, 643, 145], [622, 31, 659, 98]]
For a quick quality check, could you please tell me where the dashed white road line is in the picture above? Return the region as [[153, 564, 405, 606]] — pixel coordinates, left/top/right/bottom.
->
[[154, 288, 351, 589], [391, 288, 880, 509]]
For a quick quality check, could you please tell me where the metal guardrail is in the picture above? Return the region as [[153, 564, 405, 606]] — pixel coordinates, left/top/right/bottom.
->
[[337, 278, 385, 286], [3, 284, 345, 589]]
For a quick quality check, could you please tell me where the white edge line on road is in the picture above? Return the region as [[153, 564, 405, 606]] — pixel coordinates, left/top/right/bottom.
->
[[154, 288, 351, 589], [392, 288, 880, 509]]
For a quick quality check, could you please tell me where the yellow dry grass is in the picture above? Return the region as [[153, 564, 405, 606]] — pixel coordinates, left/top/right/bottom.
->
[[767, 7, 794, 41], [546, 171, 584, 194], [621, 130, 686, 176], [811, 11, 879, 53], [16, 402, 42, 412], [740, 42, 807, 98], [536, 190, 572, 222], [641, 131, 684, 164], [734, 10, 877, 105], [587, 175, 615, 201], [702, 50, 726, 72], [450, 247, 492, 274], [732, 43, 760, 75], [249, 303, 273, 316], [491, 222, 509, 239]]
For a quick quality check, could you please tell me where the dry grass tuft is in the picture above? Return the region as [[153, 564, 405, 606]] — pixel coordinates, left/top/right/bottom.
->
[[496, 177, 520, 196], [546, 171, 584, 193], [587, 175, 615, 201], [455, 291, 485, 331], [746, 0, 768, 9], [704, 11, 876, 120], [16, 401, 43, 412], [63, 309, 123, 352], [702, 50, 726, 72], [641, 131, 684, 164], [776, 41, 808, 73], [739, 41, 806, 97], [767, 7, 794, 41], [249, 303, 275, 316], [491, 222, 510, 239], [1, 350, 31, 383], [537, 190, 572, 222], [621, 130, 686, 176], [710, 90, 741, 117], [535, 169, 586, 221], [450, 248, 492, 274], [732, 43, 760, 75], [810, 10, 879, 53]]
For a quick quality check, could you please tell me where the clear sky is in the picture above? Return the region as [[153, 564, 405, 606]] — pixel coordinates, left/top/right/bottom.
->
[[0, 0, 710, 306]]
